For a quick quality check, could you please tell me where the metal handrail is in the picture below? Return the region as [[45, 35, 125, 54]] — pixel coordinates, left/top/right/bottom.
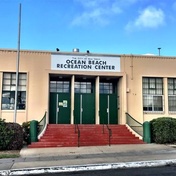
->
[[106, 124, 112, 146], [126, 112, 143, 136], [75, 124, 80, 147], [38, 111, 47, 136], [103, 124, 112, 146]]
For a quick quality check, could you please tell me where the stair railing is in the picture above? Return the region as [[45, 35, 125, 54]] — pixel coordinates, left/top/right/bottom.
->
[[106, 124, 112, 146], [38, 111, 47, 138], [103, 123, 112, 146], [126, 112, 143, 137], [75, 124, 80, 147]]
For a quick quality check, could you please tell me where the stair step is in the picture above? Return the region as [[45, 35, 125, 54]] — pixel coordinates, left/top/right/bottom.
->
[[28, 124, 144, 148]]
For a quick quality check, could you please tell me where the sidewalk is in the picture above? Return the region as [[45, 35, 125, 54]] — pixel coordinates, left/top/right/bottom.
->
[[0, 144, 176, 175]]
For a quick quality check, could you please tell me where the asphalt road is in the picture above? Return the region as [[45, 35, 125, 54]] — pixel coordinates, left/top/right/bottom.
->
[[28, 165, 176, 176]]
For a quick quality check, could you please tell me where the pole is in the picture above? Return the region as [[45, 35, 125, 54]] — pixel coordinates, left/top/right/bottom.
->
[[158, 47, 161, 56], [14, 3, 21, 123]]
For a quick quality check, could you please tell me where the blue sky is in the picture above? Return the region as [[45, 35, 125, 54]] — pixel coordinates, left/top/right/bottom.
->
[[0, 0, 176, 56]]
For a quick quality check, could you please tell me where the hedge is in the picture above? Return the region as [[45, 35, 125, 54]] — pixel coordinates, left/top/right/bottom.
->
[[0, 118, 13, 150], [0, 118, 24, 150], [150, 117, 176, 144], [6, 122, 23, 150]]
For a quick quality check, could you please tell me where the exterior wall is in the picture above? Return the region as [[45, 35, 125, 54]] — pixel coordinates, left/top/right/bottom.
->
[[121, 55, 176, 123], [49, 57, 124, 125], [0, 49, 50, 124], [118, 74, 127, 124], [0, 49, 124, 124], [2, 49, 176, 125]]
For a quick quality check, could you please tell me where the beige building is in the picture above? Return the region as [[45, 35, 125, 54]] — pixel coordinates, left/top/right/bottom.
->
[[0, 48, 176, 125]]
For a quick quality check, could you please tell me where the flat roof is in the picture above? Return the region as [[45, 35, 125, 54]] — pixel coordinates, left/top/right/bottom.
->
[[0, 48, 176, 59]]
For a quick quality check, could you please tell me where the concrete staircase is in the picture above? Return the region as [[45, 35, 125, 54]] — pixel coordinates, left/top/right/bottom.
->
[[28, 124, 145, 148]]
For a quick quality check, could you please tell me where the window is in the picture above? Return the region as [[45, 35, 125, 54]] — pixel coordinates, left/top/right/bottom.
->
[[168, 78, 176, 111], [100, 82, 113, 94], [143, 77, 163, 112], [2, 73, 27, 110], [50, 81, 70, 93], [75, 82, 92, 93]]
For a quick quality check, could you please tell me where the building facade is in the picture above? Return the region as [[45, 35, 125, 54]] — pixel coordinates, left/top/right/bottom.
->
[[0, 49, 176, 125]]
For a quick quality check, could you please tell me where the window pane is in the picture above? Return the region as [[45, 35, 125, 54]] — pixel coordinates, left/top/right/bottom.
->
[[3, 85, 10, 91], [17, 91, 26, 109], [169, 96, 176, 111], [75, 88, 80, 93], [63, 84, 69, 89], [11, 79, 16, 85], [50, 81, 70, 93], [168, 90, 173, 95], [75, 81, 92, 94], [56, 88, 62, 93], [81, 89, 87, 93], [153, 96, 163, 111], [3, 79, 10, 85], [18, 85, 26, 91], [143, 77, 163, 112], [149, 89, 155, 95], [143, 95, 153, 111], [87, 89, 91, 93], [149, 79, 155, 88], [2, 73, 27, 110], [12, 74, 16, 79], [168, 78, 176, 95], [81, 84, 86, 89], [3, 73, 10, 79], [156, 89, 162, 95], [63, 89, 69, 93], [11, 86, 16, 91], [168, 79, 176, 111], [100, 82, 114, 94], [19, 79, 26, 86], [19, 74, 26, 79], [50, 88, 55, 92], [87, 83, 91, 89], [50, 82, 56, 88]]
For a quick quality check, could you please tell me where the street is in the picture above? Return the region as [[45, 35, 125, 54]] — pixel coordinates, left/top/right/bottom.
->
[[29, 165, 176, 176]]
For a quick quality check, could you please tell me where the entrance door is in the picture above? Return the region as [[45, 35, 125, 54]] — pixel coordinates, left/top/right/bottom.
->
[[49, 78, 71, 124], [74, 94, 95, 124], [99, 82, 118, 124], [49, 93, 70, 124], [74, 80, 95, 124]]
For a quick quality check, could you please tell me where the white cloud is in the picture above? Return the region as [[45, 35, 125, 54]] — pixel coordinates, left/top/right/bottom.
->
[[126, 6, 165, 31], [71, 0, 140, 26], [72, 8, 110, 26]]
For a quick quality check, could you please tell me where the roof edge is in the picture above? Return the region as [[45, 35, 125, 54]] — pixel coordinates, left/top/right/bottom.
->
[[0, 48, 176, 59]]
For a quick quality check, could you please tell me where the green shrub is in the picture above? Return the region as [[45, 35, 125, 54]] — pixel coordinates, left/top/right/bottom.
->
[[150, 117, 176, 144], [22, 121, 31, 145], [6, 122, 23, 150], [0, 118, 13, 150]]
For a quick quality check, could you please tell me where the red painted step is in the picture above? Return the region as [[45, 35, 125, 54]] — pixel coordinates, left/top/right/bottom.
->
[[28, 124, 145, 148]]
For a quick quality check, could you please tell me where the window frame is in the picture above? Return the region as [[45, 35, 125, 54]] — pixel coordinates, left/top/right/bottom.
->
[[50, 81, 70, 93], [74, 81, 93, 94], [100, 82, 114, 94], [1, 72, 27, 110], [168, 78, 176, 112], [143, 77, 164, 112]]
